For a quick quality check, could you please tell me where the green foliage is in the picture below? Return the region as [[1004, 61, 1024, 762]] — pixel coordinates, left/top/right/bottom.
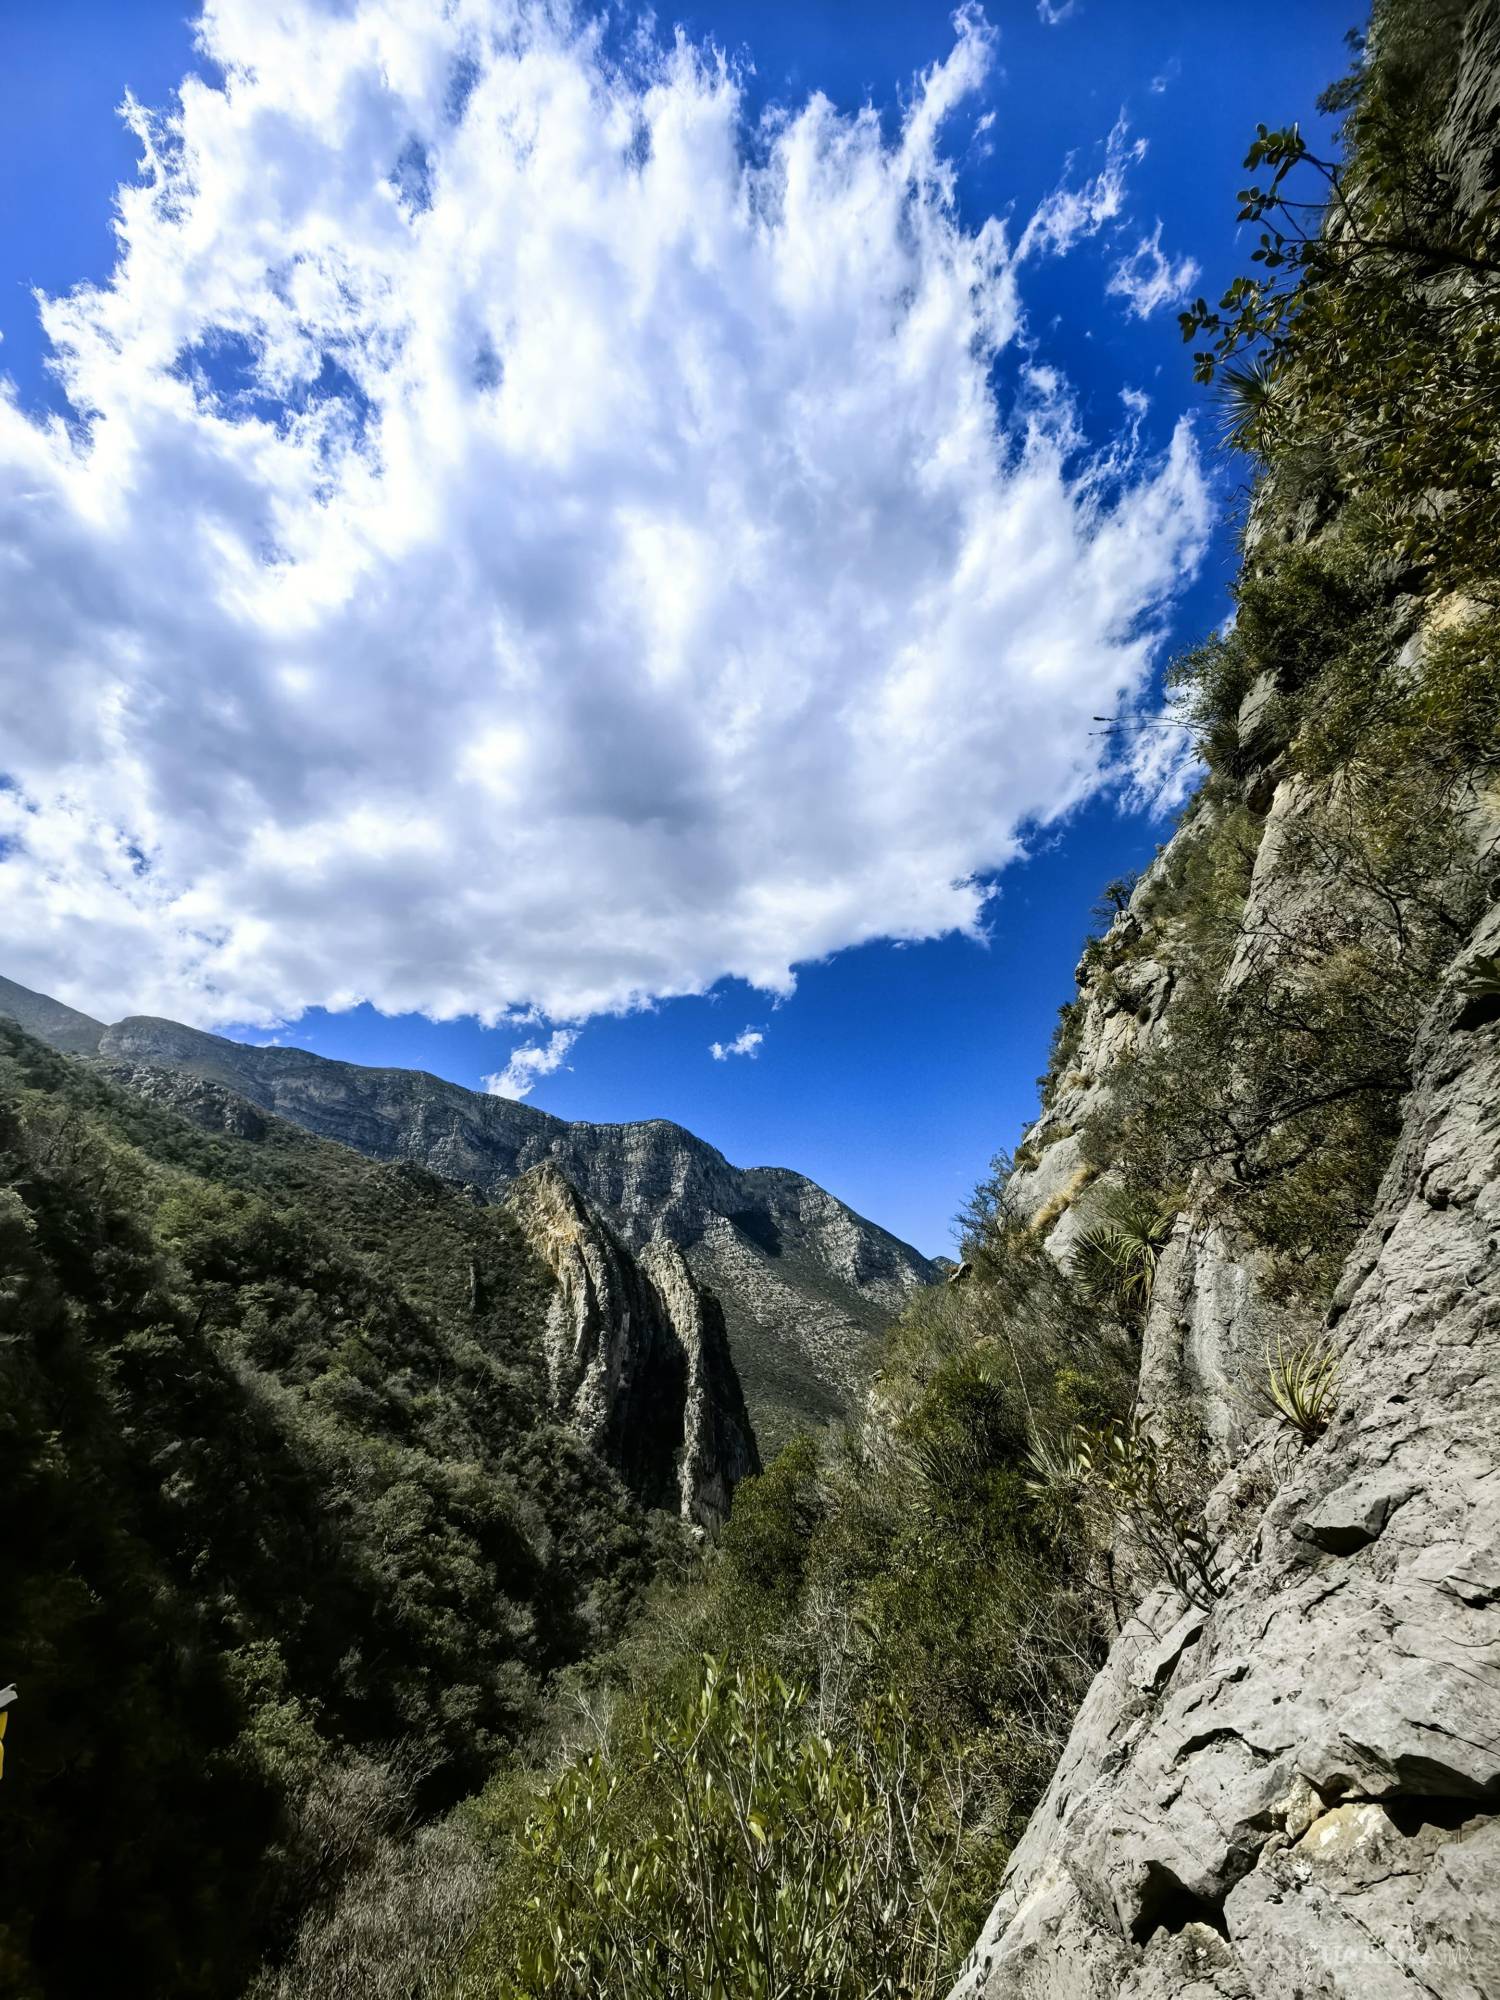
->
[[1027, 1414, 1224, 1612], [1097, 529, 1493, 1308], [0, 1023, 672, 1997], [488, 1658, 980, 2000], [1179, 1, 1500, 597], [718, 1432, 826, 1607]]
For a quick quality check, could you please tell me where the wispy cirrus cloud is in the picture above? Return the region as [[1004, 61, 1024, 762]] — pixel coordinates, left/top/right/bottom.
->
[[0, 0, 1207, 1036], [1018, 113, 1143, 260], [1108, 220, 1201, 319]]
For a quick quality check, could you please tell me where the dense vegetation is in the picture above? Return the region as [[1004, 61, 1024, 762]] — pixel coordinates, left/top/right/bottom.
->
[[0, 1024, 676, 1997]]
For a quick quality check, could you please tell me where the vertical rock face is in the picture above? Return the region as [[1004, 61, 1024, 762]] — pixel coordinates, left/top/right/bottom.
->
[[638, 1236, 759, 1527], [504, 1163, 759, 1527], [950, 9, 1500, 1976], [949, 901, 1500, 2000]]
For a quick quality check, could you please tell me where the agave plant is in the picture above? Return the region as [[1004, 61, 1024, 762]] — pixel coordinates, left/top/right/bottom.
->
[[1263, 1330, 1339, 1444]]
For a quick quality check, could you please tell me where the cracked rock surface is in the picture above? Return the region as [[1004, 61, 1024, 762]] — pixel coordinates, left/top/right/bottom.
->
[[949, 894, 1500, 1999], [505, 1163, 758, 1526]]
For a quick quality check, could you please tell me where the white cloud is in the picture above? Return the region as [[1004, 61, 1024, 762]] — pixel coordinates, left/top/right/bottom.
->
[[1107, 220, 1201, 319], [1017, 114, 1143, 261], [1037, 0, 1078, 23], [1120, 713, 1200, 815], [483, 1027, 578, 1099], [0, 1, 1208, 1031], [710, 1026, 764, 1061]]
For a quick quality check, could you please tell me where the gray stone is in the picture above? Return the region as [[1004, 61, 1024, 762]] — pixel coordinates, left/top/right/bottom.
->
[[1293, 1473, 1417, 1556], [505, 1164, 758, 1526], [947, 867, 1500, 2000]]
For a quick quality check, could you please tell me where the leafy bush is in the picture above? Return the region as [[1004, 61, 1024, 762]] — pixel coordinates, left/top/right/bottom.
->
[[487, 1658, 980, 2000], [1028, 1414, 1225, 1613]]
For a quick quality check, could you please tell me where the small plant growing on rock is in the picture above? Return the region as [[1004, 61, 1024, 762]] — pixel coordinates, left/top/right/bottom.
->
[[1262, 1331, 1339, 1444], [1027, 1416, 1225, 1612]]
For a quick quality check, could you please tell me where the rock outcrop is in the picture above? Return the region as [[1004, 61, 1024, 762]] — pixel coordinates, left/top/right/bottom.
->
[[504, 1163, 758, 1526], [950, 896, 1500, 2000], [0, 982, 934, 1455]]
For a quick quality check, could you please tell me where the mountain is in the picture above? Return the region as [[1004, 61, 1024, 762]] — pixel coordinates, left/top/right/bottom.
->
[[0, 985, 936, 1455], [0, 1014, 728, 1996], [0, 970, 107, 1056]]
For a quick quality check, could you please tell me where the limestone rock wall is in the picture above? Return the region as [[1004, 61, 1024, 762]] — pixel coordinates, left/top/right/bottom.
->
[[505, 1163, 758, 1527], [949, 895, 1500, 1999]]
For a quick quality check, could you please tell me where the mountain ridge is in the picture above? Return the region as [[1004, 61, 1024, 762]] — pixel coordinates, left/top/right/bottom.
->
[[0, 981, 936, 1452]]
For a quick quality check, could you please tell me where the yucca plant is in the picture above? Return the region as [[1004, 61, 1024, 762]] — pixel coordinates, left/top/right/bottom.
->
[[1074, 1189, 1179, 1326], [1263, 1330, 1339, 1444], [1022, 1426, 1093, 1544], [1215, 354, 1281, 455]]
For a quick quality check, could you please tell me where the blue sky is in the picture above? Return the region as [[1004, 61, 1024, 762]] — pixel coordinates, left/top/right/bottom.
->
[[0, 0, 1352, 1254]]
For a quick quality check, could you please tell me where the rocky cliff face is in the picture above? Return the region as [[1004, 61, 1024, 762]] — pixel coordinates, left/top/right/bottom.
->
[[0, 987, 933, 1456], [504, 1162, 758, 1526], [951, 894, 1500, 1999], [949, 8, 1500, 1983]]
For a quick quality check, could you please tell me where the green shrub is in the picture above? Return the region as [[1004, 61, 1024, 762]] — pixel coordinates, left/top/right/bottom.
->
[[718, 1432, 826, 1607], [1028, 1415, 1225, 1612], [482, 1659, 979, 2000]]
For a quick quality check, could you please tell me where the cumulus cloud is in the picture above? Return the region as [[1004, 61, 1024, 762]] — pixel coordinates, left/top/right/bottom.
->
[[0, 0, 1208, 1033], [1107, 220, 1201, 319], [710, 1027, 764, 1061], [484, 1027, 578, 1099]]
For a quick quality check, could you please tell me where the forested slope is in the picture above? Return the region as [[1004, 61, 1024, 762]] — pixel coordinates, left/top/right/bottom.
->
[[0, 1022, 684, 1997]]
